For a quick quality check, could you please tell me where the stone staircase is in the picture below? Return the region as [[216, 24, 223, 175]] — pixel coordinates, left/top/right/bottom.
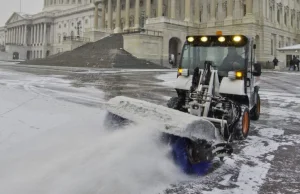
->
[[21, 34, 166, 69]]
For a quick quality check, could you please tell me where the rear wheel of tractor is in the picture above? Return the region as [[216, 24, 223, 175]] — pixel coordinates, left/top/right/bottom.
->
[[235, 106, 250, 140], [251, 93, 260, 121]]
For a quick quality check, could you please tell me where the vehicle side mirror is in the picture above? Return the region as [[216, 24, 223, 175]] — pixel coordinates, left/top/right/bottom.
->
[[253, 63, 261, 76], [253, 44, 256, 49]]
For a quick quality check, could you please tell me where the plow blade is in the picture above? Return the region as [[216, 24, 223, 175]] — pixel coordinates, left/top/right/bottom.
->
[[105, 96, 222, 142]]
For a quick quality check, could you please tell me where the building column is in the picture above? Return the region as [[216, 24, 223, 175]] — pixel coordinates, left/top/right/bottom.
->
[[10, 29, 13, 43], [34, 25, 36, 44], [226, 0, 233, 18], [224, 0, 233, 25], [94, 1, 100, 29], [24, 25, 27, 46], [210, 0, 216, 20], [40, 24, 43, 44], [146, 0, 151, 19], [17, 27, 20, 45], [18, 27, 21, 45], [107, 0, 112, 30], [246, 0, 253, 15], [31, 26, 34, 45], [7, 29, 10, 44], [43, 23, 47, 45], [11, 28, 13, 44], [157, 0, 163, 17], [194, 0, 200, 23], [20, 26, 23, 44], [15, 27, 18, 44], [134, 0, 140, 28], [184, 0, 191, 22], [124, 0, 130, 30], [170, 0, 176, 19], [7, 29, 9, 44], [37, 24, 40, 44], [15, 27, 17, 44], [114, 0, 121, 32], [34, 25, 37, 44], [49, 24, 53, 44], [101, 1, 105, 29]]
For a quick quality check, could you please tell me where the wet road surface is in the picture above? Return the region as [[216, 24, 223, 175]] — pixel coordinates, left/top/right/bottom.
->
[[0, 62, 299, 194]]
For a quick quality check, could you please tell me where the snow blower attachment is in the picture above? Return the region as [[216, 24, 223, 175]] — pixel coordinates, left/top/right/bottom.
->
[[105, 33, 261, 175]]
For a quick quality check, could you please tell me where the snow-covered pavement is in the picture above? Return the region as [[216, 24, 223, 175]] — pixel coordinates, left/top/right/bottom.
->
[[0, 64, 299, 194]]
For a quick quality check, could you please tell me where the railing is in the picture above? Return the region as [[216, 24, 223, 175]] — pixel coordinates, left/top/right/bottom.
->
[[85, 28, 113, 33], [5, 43, 25, 46], [215, 21, 224, 26], [123, 28, 163, 37], [63, 36, 90, 42], [233, 19, 243, 24]]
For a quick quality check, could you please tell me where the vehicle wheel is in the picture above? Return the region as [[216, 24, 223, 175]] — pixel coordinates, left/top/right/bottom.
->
[[103, 112, 130, 130], [235, 105, 250, 140], [167, 96, 180, 110], [250, 93, 260, 121]]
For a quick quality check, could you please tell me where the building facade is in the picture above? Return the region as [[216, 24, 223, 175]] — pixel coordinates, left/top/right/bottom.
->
[[1, 0, 101, 60], [99, 0, 300, 68], [0, 0, 299, 68]]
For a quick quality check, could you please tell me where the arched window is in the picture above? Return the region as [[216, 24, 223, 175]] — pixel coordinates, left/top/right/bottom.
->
[[284, 12, 287, 25]]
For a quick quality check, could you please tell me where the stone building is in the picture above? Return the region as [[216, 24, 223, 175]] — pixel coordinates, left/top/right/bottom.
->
[[1, 0, 299, 68], [1, 0, 101, 60], [99, 0, 300, 67]]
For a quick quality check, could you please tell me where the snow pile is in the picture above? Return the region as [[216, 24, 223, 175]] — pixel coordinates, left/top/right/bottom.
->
[[0, 71, 188, 194]]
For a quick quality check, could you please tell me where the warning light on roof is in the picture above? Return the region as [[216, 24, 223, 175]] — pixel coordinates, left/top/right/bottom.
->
[[233, 36, 242, 42], [216, 31, 223, 36], [187, 36, 194, 42], [218, 36, 225, 42], [200, 36, 208, 42]]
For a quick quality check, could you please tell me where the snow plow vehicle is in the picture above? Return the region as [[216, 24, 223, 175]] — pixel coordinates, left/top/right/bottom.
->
[[105, 32, 262, 175]]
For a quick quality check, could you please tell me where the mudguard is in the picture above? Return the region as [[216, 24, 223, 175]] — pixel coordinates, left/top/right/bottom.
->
[[219, 78, 246, 95]]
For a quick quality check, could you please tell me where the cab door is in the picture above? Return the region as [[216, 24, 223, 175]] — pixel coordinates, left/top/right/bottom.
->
[[247, 40, 256, 109]]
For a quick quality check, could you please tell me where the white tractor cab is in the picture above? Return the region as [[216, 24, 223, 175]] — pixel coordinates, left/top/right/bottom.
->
[[167, 32, 262, 142]]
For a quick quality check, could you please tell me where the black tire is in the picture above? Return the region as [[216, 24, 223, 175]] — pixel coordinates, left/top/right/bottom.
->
[[234, 105, 250, 140], [167, 96, 180, 110], [250, 93, 260, 121], [103, 112, 130, 130]]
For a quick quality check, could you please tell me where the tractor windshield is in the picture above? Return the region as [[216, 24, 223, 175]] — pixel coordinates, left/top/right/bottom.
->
[[180, 35, 249, 76]]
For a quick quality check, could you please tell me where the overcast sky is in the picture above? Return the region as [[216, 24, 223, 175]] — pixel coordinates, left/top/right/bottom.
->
[[0, 0, 43, 26]]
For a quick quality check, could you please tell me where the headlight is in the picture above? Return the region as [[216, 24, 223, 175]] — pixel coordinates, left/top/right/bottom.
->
[[228, 71, 243, 80], [177, 68, 189, 77], [236, 71, 243, 78]]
